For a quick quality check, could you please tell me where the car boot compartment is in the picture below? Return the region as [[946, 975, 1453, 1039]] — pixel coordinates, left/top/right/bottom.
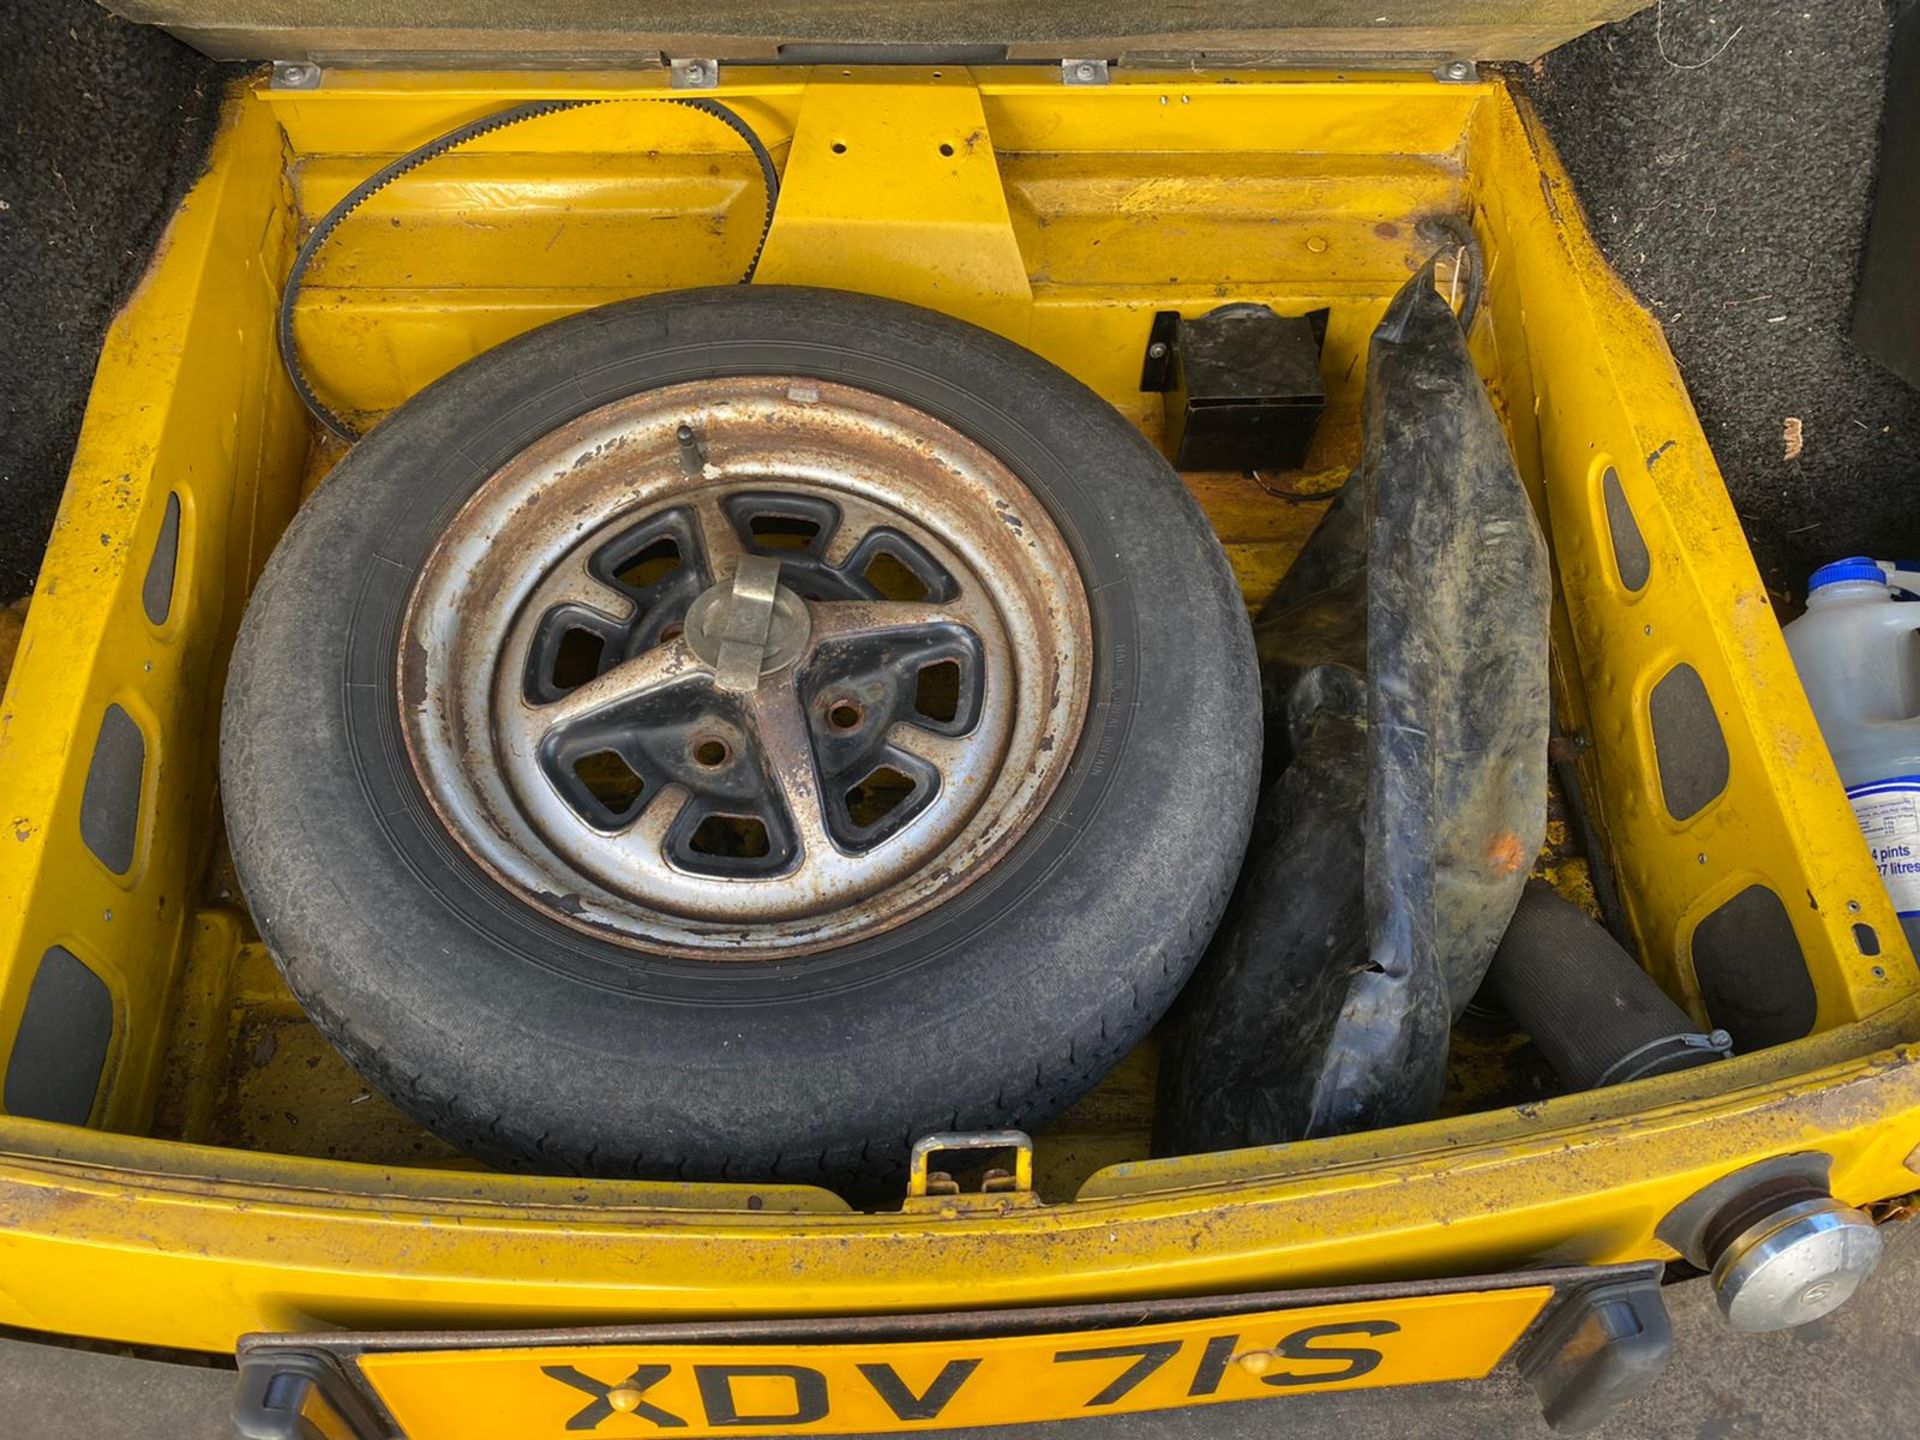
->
[[1, 66, 1917, 1353]]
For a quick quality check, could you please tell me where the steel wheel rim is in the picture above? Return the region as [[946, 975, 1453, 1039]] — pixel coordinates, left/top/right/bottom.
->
[[399, 377, 1092, 958]]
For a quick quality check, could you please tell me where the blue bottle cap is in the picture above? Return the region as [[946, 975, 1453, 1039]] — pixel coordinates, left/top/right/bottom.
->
[[1808, 557, 1886, 592]]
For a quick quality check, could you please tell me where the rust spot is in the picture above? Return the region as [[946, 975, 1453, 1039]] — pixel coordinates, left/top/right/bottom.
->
[[1374, 221, 1400, 239], [1488, 831, 1528, 875], [400, 635, 431, 710]]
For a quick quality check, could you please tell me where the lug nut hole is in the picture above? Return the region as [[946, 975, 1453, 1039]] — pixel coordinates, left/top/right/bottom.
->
[[828, 700, 864, 731], [691, 737, 731, 768]]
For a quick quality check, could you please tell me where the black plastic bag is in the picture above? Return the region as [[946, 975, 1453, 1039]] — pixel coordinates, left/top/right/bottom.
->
[[1157, 261, 1550, 1152]]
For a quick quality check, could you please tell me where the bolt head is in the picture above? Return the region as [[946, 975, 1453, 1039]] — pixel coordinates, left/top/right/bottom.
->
[[1445, 60, 1474, 80], [1076, 62, 1097, 80], [271, 60, 321, 90], [1711, 1196, 1884, 1333], [1148, 341, 1169, 359]]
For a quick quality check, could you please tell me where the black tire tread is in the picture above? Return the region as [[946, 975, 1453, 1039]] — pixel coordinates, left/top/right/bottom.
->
[[262, 863, 1237, 1189]]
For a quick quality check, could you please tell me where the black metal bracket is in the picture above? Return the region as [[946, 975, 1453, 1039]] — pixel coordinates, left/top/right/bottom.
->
[[1516, 1274, 1674, 1434]]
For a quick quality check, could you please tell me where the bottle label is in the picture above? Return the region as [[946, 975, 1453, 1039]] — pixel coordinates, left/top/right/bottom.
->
[[1847, 775, 1920, 918]]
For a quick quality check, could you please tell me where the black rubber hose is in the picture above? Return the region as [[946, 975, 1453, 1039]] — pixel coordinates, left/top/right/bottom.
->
[[1485, 881, 1731, 1090], [1416, 213, 1484, 333], [277, 96, 781, 443]]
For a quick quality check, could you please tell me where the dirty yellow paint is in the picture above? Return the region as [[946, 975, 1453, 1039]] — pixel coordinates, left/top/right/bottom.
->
[[1461, 95, 1911, 1028], [0, 92, 310, 1136], [0, 67, 1914, 1358]]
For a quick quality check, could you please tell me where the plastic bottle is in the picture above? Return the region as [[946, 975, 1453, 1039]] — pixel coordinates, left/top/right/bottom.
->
[[1783, 557, 1920, 956]]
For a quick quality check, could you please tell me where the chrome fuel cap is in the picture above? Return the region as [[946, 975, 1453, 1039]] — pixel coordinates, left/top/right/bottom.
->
[[1710, 1194, 1884, 1332]]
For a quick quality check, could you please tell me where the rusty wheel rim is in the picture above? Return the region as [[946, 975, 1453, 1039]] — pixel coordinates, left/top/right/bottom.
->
[[399, 377, 1092, 958]]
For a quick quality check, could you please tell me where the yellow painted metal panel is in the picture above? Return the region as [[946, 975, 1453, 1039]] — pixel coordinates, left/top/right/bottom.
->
[[976, 74, 1483, 156], [1459, 96, 1912, 1027], [753, 75, 1033, 341], [291, 157, 769, 288], [1, 1008, 1917, 1351], [0, 91, 307, 1134], [262, 73, 803, 155], [1003, 153, 1463, 288]]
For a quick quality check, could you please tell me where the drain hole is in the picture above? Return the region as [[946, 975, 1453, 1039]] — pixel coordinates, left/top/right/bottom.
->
[[847, 766, 915, 828], [1649, 662, 1729, 822], [574, 750, 645, 814], [690, 814, 771, 858], [615, 537, 682, 590], [749, 514, 821, 551], [552, 628, 606, 691], [864, 550, 931, 601], [143, 492, 181, 626], [939, 142, 956, 157], [914, 661, 961, 723], [828, 699, 864, 731], [691, 736, 731, 768]]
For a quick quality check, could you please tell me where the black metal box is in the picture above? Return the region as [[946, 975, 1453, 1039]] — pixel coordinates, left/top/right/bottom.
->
[[1161, 304, 1326, 473]]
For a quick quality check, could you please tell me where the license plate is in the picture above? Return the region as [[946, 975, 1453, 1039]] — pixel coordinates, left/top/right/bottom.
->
[[352, 1288, 1548, 1438]]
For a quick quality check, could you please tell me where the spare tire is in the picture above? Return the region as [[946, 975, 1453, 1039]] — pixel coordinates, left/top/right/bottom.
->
[[222, 286, 1257, 1186]]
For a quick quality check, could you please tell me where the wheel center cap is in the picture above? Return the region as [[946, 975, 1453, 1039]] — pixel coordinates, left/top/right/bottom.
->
[[683, 554, 812, 691]]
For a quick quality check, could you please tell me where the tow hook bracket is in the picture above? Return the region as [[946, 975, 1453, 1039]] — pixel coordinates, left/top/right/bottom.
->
[[905, 1129, 1036, 1210]]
